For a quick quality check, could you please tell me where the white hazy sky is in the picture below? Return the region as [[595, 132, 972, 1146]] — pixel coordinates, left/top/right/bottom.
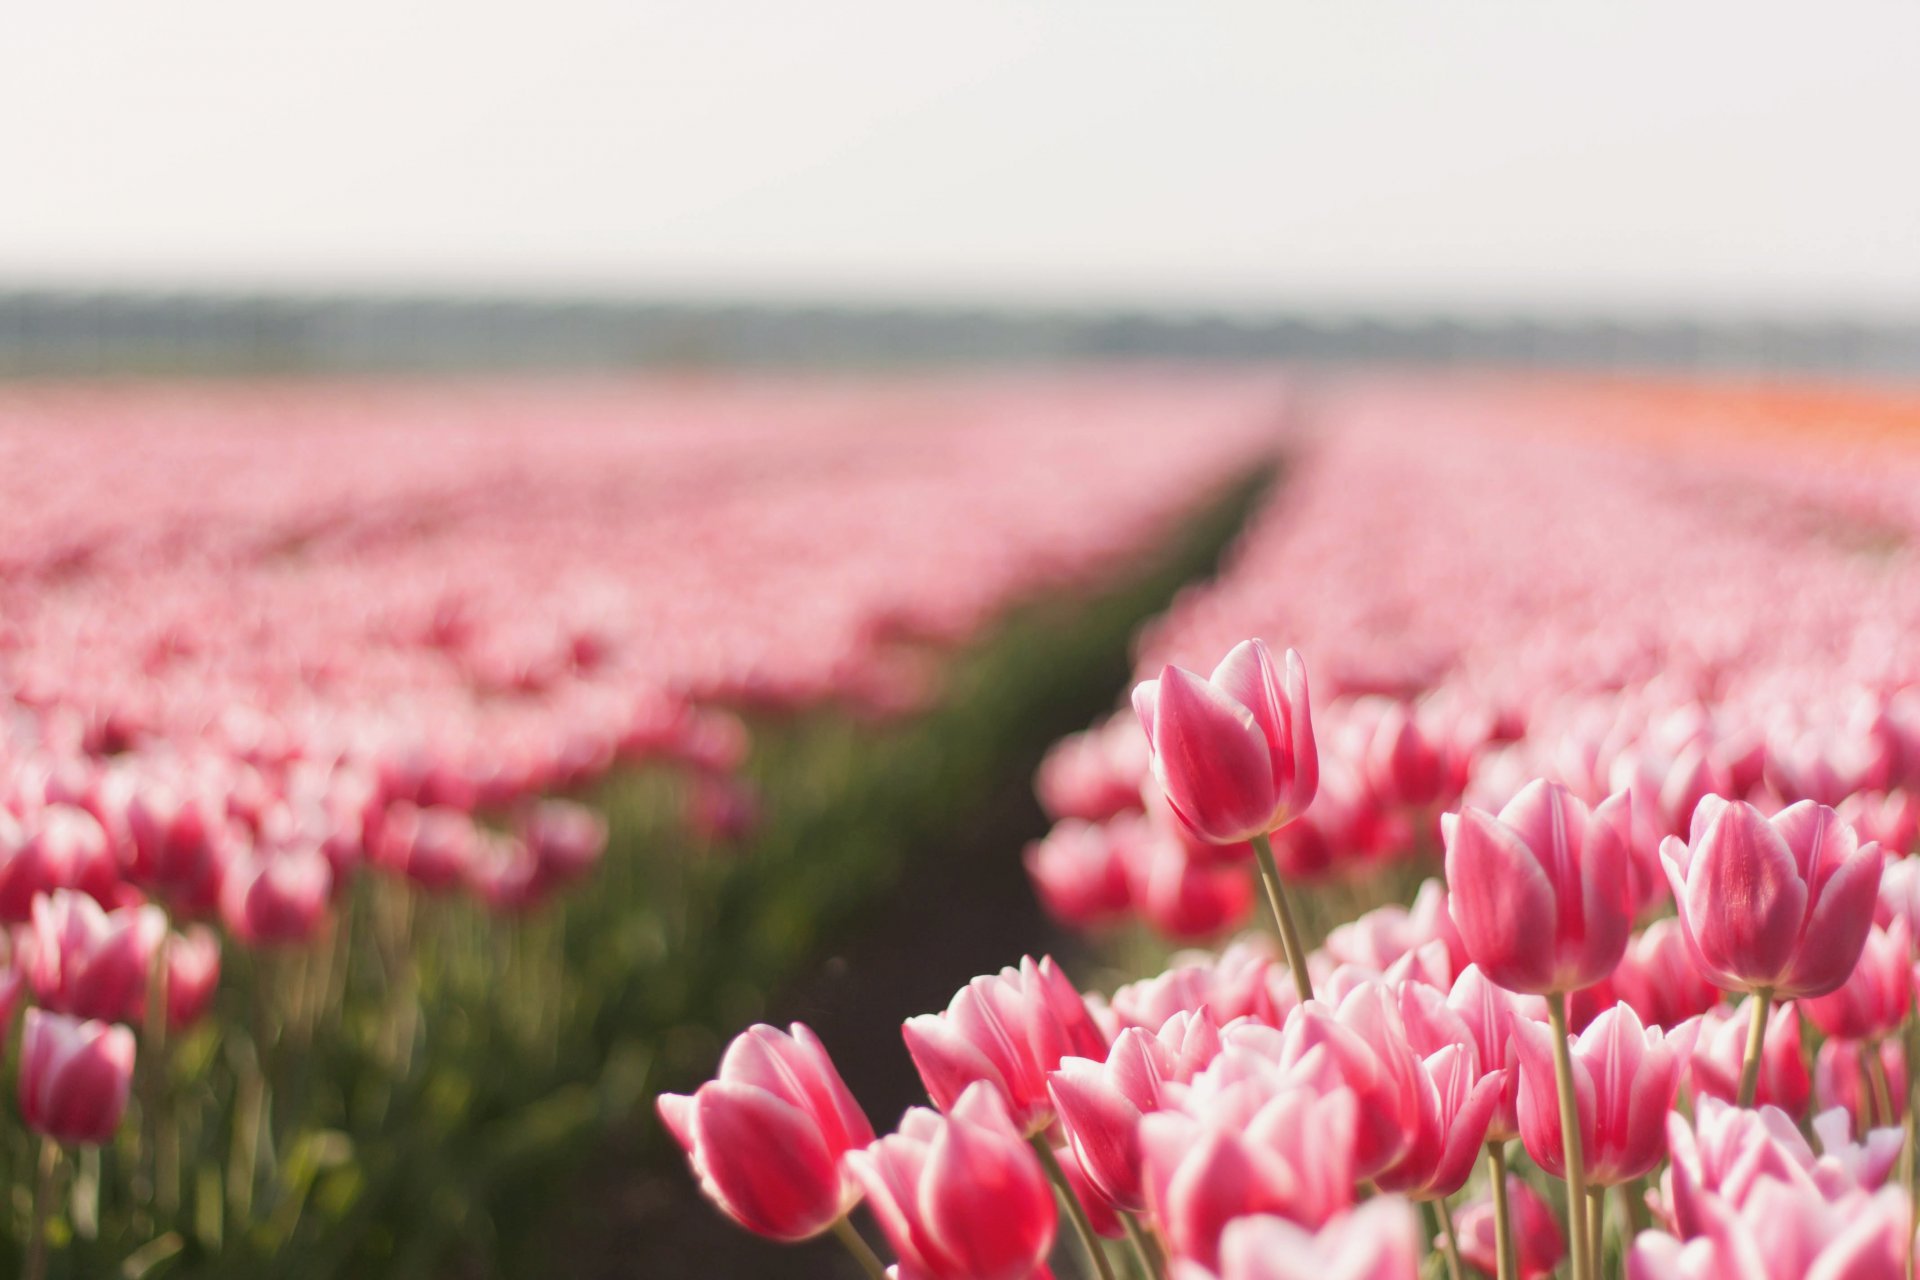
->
[[6, 3, 1920, 318]]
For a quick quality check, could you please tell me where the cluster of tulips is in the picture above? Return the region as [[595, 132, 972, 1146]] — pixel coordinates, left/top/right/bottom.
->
[[665, 382, 1920, 1278], [668, 636, 1920, 1278]]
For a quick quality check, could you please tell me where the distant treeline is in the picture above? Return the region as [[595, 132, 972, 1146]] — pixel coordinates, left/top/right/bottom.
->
[[2, 291, 1917, 376]]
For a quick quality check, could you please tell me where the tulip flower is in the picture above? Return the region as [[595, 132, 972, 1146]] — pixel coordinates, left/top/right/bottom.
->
[[1688, 999, 1810, 1118], [1661, 797, 1883, 1001], [1024, 818, 1133, 930], [903, 955, 1108, 1135], [1814, 1038, 1907, 1136], [19, 1008, 136, 1146], [1802, 919, 1911, 1043], [27, 890, 168, 1024], [1443, 778, 1636, 996], [164, 926, 222, 1031], [1205, 1198, 1423, 1280], [1139, 1085, 1358, 1270], [1515, 1001, 1699, 1187], [1610, 918, 1723, 1031], [1454, 1177, 1565, 1280], [219, 847, 332, 947], [1131, 638, 1316, 847], [846, 1082, 1056, 1280], [656, 1022, 873, 1243]]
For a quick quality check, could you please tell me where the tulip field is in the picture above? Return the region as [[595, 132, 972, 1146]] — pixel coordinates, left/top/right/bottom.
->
[[10, 368, 1920, 1280], [669, 374, 1920, 1280]]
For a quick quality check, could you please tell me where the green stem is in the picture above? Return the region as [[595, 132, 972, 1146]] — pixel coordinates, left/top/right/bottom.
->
[[1121, 1210, 1166, 1280], [1487, 1142, 1516, 1280], [1433, 1194, 1465, 1280], [1547, 993, 1592, 1280], [24, 1137, 58, 1280], [1737, 989, 1773, 1108], [1032, 1137, 1117, 1280], [1586, 1186, 1606, 1279], [1250, 833, 1314, 1005], [830, 1215, 888, 1280]]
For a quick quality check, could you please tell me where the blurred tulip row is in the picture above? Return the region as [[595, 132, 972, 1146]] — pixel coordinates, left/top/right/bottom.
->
[[0, 374, 1285, 1275], [671, 380, 1920, 1279]]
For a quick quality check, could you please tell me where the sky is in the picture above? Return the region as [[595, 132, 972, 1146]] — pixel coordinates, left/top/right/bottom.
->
[[5, 3, 1919, 318]]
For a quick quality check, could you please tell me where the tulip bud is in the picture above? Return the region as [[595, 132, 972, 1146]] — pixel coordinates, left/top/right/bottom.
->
[[1662, 797, 1883, 999], [655, 1022, 872, 1242], [1132, 640, 1316, 845], [27, 890, 167, 1023], [846, 1082, 1056, 1280], [903, 955, 1107, 1135], [19, 1009, 135, 1146], [1443, 779, 1635, 995]]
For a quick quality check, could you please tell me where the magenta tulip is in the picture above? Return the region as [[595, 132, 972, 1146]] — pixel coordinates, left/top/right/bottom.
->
[[847, 1082, 1055, 1280], [19, 1009, 135, 1146], [1661, 797, 1882, 999], [903, 955, 1108, 1134], [1443, 778, 1636, 994], [655, 1022, 873, 1242], [1515, 1001, 1699, 1186], [1132, 639, 1316, 845]]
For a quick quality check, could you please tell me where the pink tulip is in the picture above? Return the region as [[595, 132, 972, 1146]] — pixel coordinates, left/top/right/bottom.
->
[[0, 806, 106, 923], [1688, 999, 1810, 1118], [1443, 778, 1636, 995], [1025, 819, 1134, 931], [27, 890, 167, 1024], [1132, 640, 1317, 845], [1140, 1085, 1357, 1270], [1442, 963, 1547, 1142], [164, 926, 222, 1031], [1050, 1011, 1228, 1215], [903, 955, 1108, 1135], [1200, 1198, 1423, 1280], [1610, 919, 1723, 1030], [1804, 919, 1911, 1042], [655, 1022, 873, 1242], [219, 847, 332, 946], [1515, 1001, 1699, 1186], [847, 1082, 1056, 1280], [1661, 797, 1883, 998], [1455, 1178, 1565, 1280], [19, 1008, 135, 1146], [1814, 1038, 1907, 1137]]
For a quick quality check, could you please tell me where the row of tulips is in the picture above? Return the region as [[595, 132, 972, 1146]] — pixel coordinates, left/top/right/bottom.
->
[[0, 374, 1287, 1273]]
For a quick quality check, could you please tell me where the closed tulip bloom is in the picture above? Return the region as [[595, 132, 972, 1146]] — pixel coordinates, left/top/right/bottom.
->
[[903, 955, 1108, 1134], [1443, 963, 1548, 1142], [27, 890, 167, 1023], [19, 1008, 135, 1146], [164, 926, 222, 1031], [1688, 999, 1810, 1117], [1455, 1178, 1565, 1280], [847, 1082, 1055, 1280], [1132, 640, 1317, 845], [1515, 1001, 1699, 1186], [1202, 1198, 1422, 1280], [656, 1021, 873, 1242], [1803, 920, 1911, 1042], [1443, 778, 1636, 995], [1024, 819, 1133, 930], [219, 847, 332, 946], [1140, 1085, 1358, 1270], [1611, 919, 1724, 1030], [1661, 797, 1883, 999], [1814, 1038, 1906, 1137]]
